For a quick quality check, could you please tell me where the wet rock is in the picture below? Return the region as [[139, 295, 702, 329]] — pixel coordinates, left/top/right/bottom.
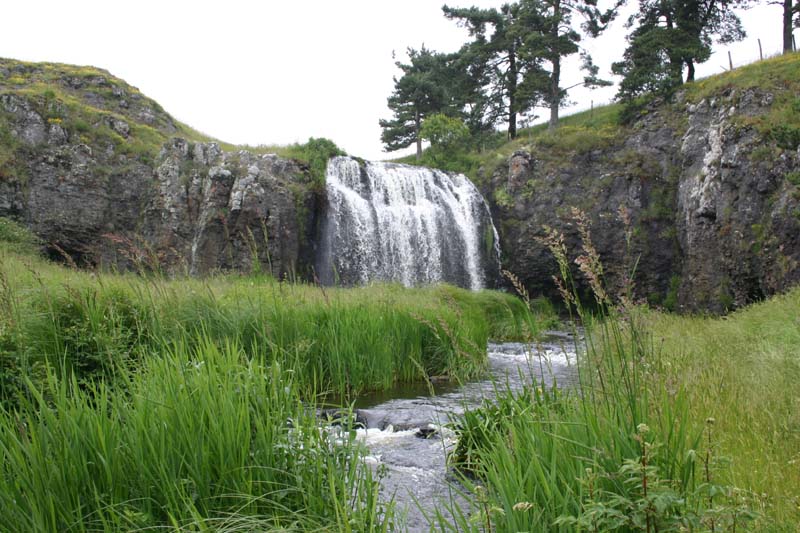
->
[[415, 427, 438, 439], [318, 409, 368, 429]]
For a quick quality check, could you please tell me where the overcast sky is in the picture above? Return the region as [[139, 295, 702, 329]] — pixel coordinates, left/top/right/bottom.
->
[[1, 1, 793, 160]]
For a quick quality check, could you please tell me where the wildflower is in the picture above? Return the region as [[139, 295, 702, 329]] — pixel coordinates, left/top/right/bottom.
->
[[513, 501, 534, 512]]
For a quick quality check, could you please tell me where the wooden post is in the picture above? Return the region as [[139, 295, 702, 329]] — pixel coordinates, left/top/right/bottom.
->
[[728, 51, 733, 71], [794, 35, 797, 52], [590, 100, 594, 120], [758, 38, 763, 60]]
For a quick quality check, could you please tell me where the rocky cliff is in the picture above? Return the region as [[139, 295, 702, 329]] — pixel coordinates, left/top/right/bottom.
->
[[0, 58, 318, 278], [486, 55, 800, 312], [2, 56, 800, 312]]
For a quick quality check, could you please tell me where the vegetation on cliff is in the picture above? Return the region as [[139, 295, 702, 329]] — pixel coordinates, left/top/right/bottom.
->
[[0, 57, 343, 186], [398, 52, 800, 183]]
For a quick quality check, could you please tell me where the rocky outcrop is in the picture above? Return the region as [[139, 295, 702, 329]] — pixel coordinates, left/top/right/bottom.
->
[[144, 139, 317, 277], [3, 57, 800, 312], [488, 89, 800, 313], [0, 59, 318, 278]]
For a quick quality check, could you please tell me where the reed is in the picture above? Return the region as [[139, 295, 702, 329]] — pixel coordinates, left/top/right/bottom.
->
[[0, 232, 556, 531], [0, 337, 391, 532], [0, 246, 546, 405], [439, 209, 782, 531]]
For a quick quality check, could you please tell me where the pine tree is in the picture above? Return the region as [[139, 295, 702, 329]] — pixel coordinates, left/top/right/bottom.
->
[[518, 0, 617, 130], [443, 3, 546, 139], [773, 0, 800, 53], [613, 0, 751, 100], [379, 47, 453, 159]]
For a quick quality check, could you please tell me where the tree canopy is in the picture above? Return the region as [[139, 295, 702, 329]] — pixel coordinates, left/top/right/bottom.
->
[[379, 47, 456, 159], [613, 0, 752, 100], [379, 0, 763, 157], [443, 3, 546, 139]]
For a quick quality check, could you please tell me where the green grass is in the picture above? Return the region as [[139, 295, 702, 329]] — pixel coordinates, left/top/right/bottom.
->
[[441, 309, 708, 532], [640, 291, 800, 528], [0, 223, 554, 531], [435, 223, 800, 532], [0, 250, 539, 405], [0, 339, 390, 532]]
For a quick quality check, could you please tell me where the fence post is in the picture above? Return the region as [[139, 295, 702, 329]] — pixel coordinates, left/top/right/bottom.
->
[[728, 51, 733, 71], [758, 38, 763, 60]]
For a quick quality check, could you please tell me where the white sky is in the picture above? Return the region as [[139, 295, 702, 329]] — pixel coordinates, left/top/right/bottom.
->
[[1, 1, 793, 160]]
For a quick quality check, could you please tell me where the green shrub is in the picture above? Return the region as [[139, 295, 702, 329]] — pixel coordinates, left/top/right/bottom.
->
[[770, 125, 800, 150], [286, 137, 346, 189], [0, 217, 40, 254]]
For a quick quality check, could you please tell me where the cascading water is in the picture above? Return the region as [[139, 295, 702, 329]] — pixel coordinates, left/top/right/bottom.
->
[[317, 156, 500, 289]]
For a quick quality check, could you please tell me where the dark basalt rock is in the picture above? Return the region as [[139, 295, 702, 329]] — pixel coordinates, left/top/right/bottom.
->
[[415, 427, 438, 439], [487, 89, 800, 313], [318, 408, 368, 430]]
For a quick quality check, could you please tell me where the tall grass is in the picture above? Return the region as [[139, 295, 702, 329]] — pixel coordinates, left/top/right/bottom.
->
[[0, 222, 555, 531], [640, 291, 800, 529], [0, 245, 540, 404], [439, 209, 773, 532], [0, 338, 390, 532]]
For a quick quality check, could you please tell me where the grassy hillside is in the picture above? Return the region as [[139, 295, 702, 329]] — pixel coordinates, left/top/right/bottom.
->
[[393, 52, 800, 185], [0, 57, 342, 181]]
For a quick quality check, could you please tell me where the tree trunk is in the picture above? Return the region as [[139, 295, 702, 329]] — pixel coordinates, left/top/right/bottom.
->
[[549, 55, 561, 130], [784, 0, 794, 53], [686, 59, 696, 82], [415, 110, 422, 161], [548, 0, 562, 131], [508, 49, 518, 140]]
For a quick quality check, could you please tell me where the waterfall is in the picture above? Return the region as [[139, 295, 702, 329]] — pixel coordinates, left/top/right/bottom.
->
[[317, 156, 500, 290]]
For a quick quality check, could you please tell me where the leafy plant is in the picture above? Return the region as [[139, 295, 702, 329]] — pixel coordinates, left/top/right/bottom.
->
[[286, 137, 346, 189]]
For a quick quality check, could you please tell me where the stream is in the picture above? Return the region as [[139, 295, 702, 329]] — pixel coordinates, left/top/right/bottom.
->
[[347, 331, 580, 532]]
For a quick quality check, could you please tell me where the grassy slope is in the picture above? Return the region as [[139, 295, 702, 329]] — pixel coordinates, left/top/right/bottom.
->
[[644, 291, 800, 527], [392, 52, 800, 190], [0, 57, 330, 175]]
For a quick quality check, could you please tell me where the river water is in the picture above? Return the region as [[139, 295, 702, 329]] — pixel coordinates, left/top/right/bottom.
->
[[348, 331, 579, 532]]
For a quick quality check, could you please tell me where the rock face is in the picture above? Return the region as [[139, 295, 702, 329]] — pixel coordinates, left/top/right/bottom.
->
[[0, 59, 318, 278], [144, 140, 317, 277], [488, 89, 800, 313], [2, 57, 800, 312]]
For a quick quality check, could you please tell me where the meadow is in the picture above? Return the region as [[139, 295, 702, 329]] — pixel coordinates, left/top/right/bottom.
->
[[0, 217, 543, 532]]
